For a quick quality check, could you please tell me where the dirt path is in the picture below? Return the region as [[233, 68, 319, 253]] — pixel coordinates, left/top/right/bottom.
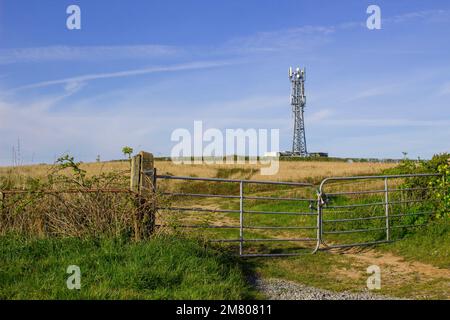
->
[[332, 247, 450, 278], [329, 248, 450, 299], [343, 249, 450, 279]]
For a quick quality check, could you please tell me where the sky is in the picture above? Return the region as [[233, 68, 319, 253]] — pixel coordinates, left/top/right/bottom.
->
[[0, 0, 449, 165]]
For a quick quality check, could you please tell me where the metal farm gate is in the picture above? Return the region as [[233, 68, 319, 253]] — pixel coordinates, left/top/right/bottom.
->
[[154, 174, 319, 257], [149, 169, 442, 257], [315, 173, 442, 251]]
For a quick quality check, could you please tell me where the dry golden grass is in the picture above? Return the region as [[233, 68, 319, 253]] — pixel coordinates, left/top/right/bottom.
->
[[157, 160, 396, 183], [0, 159, 396, 184], [0, 191, 138, 238]]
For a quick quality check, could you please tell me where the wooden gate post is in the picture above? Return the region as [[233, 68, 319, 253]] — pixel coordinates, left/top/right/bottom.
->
[[130, 151, 156, 240]]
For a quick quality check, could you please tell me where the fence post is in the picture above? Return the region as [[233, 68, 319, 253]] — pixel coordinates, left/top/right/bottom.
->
[[0, 192, 4, 216], [140, 151, 156, 238], [130, 154, 141, 193], [130, 151, 155, 240], [384, 178, 390, 241]]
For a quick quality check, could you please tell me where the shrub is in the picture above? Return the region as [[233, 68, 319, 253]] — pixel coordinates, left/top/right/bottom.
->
[[0, 154, 137, 239], [384, 153, 449, 220], [429, 162, 450, 218]]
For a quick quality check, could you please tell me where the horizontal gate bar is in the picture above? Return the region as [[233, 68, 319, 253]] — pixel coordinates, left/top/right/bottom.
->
[[388, 199, 438, 205], [208, 238, 318, 242], [244, 210, 316, 216], [323, 223, 429, 235], [323, 240, 393, 249], [323, 211, 434, 223], [243, 238, 318, 242], [323, 198, 437, 209], [243, 195, 314, 202], [156, 224, 318, 230], [157, 206, 317, 216], [157, 206, 240, 213], [389, 223, 428, 229], [326, 189, 386, 196], [160, 192, 314, 202], [324, 215, 387, 223], [156, 174, 314, 186], [323, 226, 387, 234], [244, 226, 318, 230], [320, 173, 441, 184], [161, 192, 240, 199], [156, 224, 240, 229], [325, 186, 438, 197], [324, 202, 385, 209]]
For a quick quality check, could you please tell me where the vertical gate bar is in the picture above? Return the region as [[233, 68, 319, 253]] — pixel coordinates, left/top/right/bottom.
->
[[384, 178, 390, 241], [313, 190, 322, 253], [239, 181, 244, 256]]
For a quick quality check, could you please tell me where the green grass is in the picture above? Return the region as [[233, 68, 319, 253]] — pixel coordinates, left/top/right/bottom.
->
[[378, 220, 450, 268], [0, 235, 257, 299]]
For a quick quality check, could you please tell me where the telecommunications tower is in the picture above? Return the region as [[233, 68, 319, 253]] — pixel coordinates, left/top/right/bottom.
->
[[289, 66, 307, 156]]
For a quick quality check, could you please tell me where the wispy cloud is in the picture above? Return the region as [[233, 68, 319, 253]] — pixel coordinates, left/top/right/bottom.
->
[[0, 93, 169, 164], [222, 8, 450, 54], [305, 108, 450, 128], [344, 85, 398, 102], [319, 118, 450, 127], [11, 60, 237, 91], [0, 45, 179, 65], [308, 109, 334, 122], [2, 9, 448, 65], [223, 25, 338, 54], [386, 9, 450, 24]]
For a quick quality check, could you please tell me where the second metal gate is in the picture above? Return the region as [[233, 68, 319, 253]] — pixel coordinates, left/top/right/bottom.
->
[[315, 173, 441, 251]]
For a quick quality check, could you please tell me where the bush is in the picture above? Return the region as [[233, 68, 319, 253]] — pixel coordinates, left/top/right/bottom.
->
[[429, 162, 450, 218], [0, 155, 138, 239], [384, 153, 449, 219]]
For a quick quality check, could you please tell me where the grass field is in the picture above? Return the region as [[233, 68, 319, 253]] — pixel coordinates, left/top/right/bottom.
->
[[0, 235, 256, 299], [0, 157, 448, 300]]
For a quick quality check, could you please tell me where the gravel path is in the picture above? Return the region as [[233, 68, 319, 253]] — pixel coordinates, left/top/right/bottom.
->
[[254, 277, 399, 300]]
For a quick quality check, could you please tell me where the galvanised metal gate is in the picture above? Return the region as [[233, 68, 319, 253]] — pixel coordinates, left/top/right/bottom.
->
[[154, 174, 318, 257], [150, 171, 442, 257], [315, 173, 442, 251]]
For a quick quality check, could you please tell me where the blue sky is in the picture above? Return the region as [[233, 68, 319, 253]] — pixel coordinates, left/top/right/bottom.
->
[[0, 0, 449, 164]]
